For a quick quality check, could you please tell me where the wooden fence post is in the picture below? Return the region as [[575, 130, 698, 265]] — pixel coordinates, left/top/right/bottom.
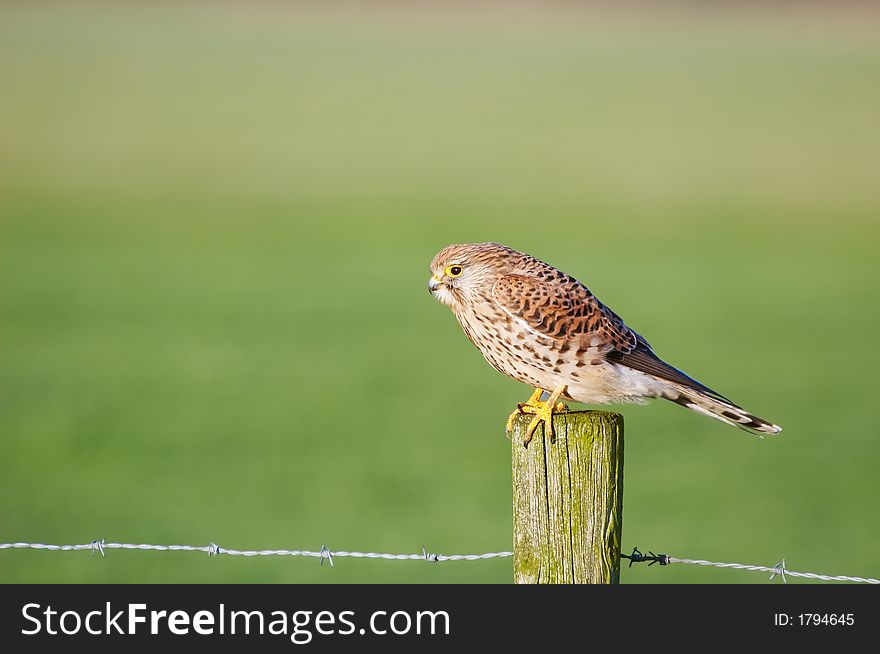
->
[[511, 410, 624, 584]]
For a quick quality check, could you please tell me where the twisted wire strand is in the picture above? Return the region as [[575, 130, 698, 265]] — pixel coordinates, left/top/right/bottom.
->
[[668, 557, 880, 585], [0, 541, 513, 564], [1, 541, 877, 583]]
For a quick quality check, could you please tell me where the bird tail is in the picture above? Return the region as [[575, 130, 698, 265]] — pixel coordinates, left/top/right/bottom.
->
[[666, 383, 782, 436]]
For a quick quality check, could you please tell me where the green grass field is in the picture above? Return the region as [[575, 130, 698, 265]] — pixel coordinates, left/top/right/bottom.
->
[[2, 4, 879, 583]]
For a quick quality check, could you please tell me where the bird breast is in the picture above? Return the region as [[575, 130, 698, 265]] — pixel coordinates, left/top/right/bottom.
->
[[455, 300, 584, 389]]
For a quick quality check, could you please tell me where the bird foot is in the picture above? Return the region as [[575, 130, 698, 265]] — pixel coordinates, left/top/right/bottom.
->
[[505, 387, 568, 447]]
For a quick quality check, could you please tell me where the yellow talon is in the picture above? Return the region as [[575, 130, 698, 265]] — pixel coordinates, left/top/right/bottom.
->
[[505, 386, 568, 447]]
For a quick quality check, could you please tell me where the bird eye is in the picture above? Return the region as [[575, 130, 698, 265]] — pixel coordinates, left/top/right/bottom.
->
[[446, 265, 463, 277]]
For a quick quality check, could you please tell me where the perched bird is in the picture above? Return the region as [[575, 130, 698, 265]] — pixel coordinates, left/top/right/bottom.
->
[[428, 242, 780, 446]]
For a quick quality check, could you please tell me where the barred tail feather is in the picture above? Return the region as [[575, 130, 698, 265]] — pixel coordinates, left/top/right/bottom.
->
[[667, 384, 782, 436]]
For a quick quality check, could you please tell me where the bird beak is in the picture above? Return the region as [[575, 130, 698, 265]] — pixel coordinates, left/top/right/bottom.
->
[[428, 274, 443, 294]]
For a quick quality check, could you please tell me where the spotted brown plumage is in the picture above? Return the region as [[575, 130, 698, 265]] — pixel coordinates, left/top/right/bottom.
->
[[428, 242, 781, 446]]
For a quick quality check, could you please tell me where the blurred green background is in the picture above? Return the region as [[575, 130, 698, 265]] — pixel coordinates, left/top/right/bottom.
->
[[1, 2, 878, 584]]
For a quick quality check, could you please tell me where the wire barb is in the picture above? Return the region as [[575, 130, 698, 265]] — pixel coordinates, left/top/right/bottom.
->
[[621, 546, 669, 567], [90, 539, 105, 558], [769, 559, 787, 584], [319, 545, 333, 567]]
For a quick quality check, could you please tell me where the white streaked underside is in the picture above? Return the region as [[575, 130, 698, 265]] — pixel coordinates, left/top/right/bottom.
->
[[563, 363, 674, 405]]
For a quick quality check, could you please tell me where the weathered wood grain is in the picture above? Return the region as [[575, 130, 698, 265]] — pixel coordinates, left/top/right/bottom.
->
[[512, 410, 624, 584]]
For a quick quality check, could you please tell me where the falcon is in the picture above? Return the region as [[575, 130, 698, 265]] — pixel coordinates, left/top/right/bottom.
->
[[428, 242, 781, 446]]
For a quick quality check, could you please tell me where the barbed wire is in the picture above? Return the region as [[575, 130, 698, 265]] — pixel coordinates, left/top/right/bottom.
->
[[668, 557, 880, 585], [0, 540, 513, 565], [622, 547, 880, 584], [2, 540, 877, 583]]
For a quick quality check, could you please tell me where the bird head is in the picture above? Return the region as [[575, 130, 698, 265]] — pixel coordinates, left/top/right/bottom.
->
[[428, 242, 514, 307]]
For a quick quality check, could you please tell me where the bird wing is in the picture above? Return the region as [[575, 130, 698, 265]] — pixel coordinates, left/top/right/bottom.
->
[[491, 273, 731, 402], [490, 273, 638, 353], [606, 344, 732, 403]]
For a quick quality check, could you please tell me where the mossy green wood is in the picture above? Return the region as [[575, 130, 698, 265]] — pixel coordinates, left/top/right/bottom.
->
[[512, 410, 624, 584]]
